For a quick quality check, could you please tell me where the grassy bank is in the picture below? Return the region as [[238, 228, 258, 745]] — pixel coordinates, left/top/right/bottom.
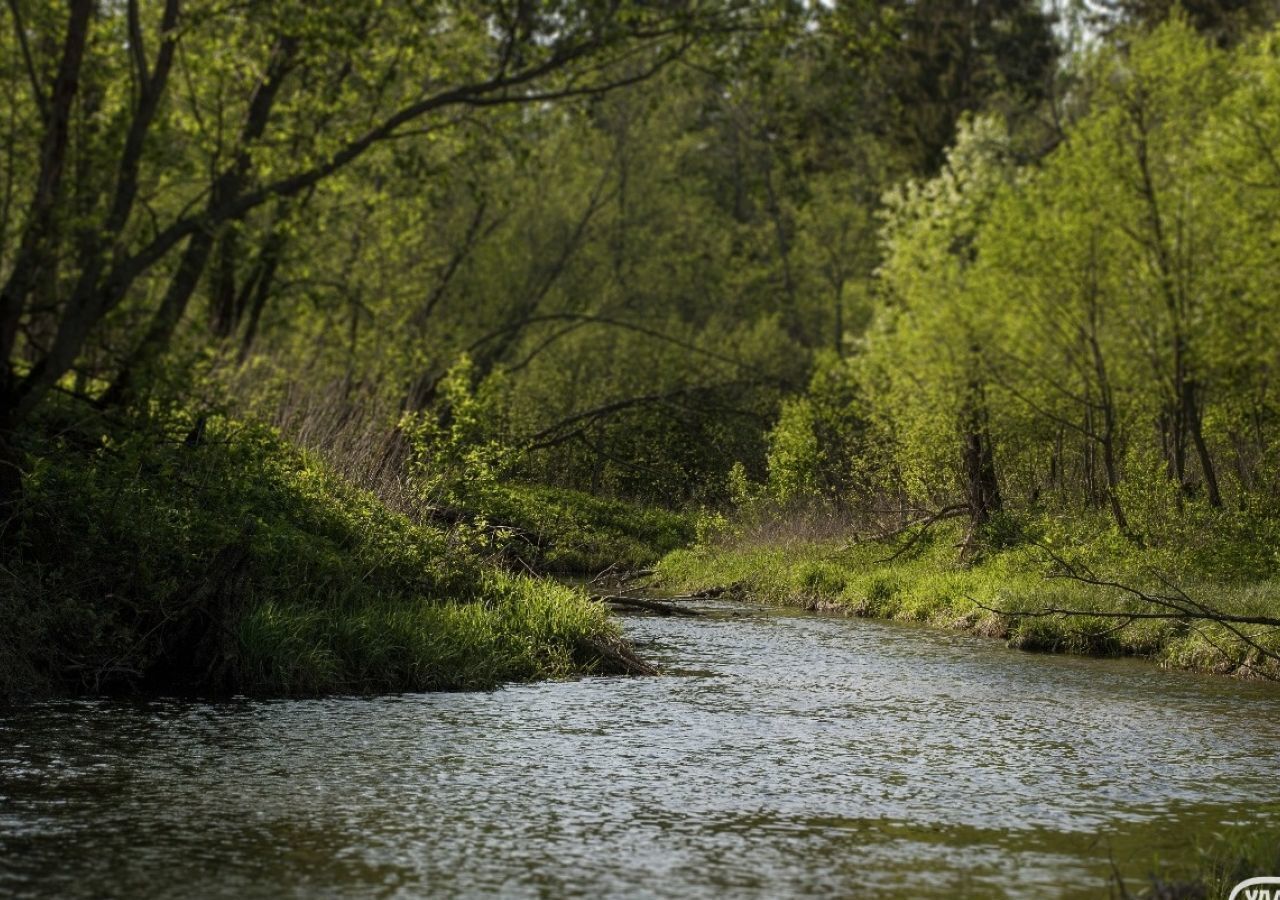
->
[[657, 517, 1280, 677], [0, 405, 637, 704], [1123, 817, 1280, 898], [479, 482, 694, 575], [1190, 822, 1280, 899]]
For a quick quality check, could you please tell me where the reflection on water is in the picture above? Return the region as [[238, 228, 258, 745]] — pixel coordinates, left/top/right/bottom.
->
[[2, 602, 1278, 898]]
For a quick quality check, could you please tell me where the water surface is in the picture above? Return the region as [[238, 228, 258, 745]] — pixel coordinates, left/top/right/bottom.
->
[[2, 602, 1278, 897]]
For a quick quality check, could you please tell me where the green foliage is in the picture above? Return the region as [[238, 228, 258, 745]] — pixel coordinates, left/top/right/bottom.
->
[[766, 398, 822, 503], [0, 405, 622, 702], [403, 355, 514, 509], [792, 20, 1280, 579], [861, 114, 1018, 503], [726, 461, 759, 510], [656, 516, 1280, 677], [478, 483, 694, 574], [7, 0, 1280, 705], [765, 351, 872, 505]]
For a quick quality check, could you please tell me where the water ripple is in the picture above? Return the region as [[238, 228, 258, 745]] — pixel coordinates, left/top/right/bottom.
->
[[2, 604, 1279, 898]]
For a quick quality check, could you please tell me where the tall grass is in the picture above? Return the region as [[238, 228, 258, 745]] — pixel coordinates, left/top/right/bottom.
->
[[238, 573, 617, 694], [1195, 822, 1280, 898], [1120, 819, 1280, 898], [229, 372, 694, 575], [233, 371, 421, 519]]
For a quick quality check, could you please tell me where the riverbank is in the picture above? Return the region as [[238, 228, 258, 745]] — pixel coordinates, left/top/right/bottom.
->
[[655, 520, 1280, 678], [5, 586, 1277, 898], [0, 405, 645, 705]]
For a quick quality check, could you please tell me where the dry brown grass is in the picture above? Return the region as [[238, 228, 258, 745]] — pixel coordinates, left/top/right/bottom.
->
[[229, 371, 423, 519]]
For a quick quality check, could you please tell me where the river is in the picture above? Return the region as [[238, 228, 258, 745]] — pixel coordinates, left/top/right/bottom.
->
[[2, 599, 1278, 898]]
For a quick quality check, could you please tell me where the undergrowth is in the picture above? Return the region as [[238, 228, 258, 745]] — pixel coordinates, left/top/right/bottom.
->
[[481, 483, 694, 574], [0, 402, 627, 703]]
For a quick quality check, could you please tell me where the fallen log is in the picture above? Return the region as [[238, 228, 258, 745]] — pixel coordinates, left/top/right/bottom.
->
[[577, 634, 660, 676], [588, 565, 656, 587], [684, 584, 736, 600], [591, 594, 707, 617]]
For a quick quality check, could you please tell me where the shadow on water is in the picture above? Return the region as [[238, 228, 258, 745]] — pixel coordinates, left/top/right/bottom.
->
[[3, 601, 1279, 898]]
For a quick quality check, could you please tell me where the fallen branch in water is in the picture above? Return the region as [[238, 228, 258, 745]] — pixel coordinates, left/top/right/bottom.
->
[[1037, 544, 1280, 628], [969, 544, 1280, 679], [683, 584, 736, 600], [590, 594, 707, 617], [577, 633, 659, 676], [588, 564, 655, 587]]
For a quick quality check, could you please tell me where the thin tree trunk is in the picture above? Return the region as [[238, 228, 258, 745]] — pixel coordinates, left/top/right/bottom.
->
[[833, 280, 844, 356], [961, 370, 1001, 531], [209, 226, 240, 338], [1171, 334, 1188, 492], [1086, 320, 1132, 534], [236, 232, 286, 362], [761, 154, 801, 343], [1186, 379, 1222, 507], [102, 36, 297, 406]]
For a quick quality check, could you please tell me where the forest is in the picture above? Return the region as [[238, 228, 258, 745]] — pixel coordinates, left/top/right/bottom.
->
[[5, 0, 1280, 698], [4, 1, 1280, 895]]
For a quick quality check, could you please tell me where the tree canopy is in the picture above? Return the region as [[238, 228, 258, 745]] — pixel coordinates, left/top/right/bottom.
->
[[3, 0, 1280, 544]]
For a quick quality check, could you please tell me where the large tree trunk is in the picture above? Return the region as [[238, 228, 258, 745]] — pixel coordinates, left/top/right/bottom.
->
[[0, 0, 95, 509], [209, 227, 241, 338]]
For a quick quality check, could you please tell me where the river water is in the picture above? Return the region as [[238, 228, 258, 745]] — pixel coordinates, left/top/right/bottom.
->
[[2, 600, 1278, 898]]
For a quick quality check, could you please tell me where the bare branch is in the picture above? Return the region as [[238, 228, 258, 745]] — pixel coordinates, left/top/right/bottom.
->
[[969, 546, 1280, 678]]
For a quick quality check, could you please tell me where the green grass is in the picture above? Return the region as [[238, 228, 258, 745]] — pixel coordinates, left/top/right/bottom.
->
[[1119, 817, 1280, 898], [655, 519, 1280, 677], [1192, 821, 1280, 899], [237, 572, 617, 694], [0, 405, 630, 703], [480, 482, 695, 574]]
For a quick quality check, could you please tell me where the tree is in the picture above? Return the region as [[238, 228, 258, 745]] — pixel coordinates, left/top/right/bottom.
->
[[1085, 0, 1280, 46], [822, 0, 1060, 173], [865, 116, 1016, 544], [0, 0, 751, 502]]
